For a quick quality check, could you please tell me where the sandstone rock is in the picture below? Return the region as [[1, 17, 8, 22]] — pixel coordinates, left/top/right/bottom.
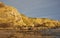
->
[[0, 2, 26, 28], [0, 2, 60, 29], [0, 2, 60, 38]]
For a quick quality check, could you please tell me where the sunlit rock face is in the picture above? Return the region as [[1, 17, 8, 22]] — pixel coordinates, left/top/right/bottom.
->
[[0, 2, 26, 28], [0, 2, 60, 29], [32, 18, 60, 28], [0, 2, 60, 38]]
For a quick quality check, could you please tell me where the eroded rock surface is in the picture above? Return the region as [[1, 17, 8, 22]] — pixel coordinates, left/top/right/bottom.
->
[[0, 2, 60, 38]]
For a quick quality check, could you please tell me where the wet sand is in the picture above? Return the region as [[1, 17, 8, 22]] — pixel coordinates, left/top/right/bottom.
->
[[0, 28, 60, 38]]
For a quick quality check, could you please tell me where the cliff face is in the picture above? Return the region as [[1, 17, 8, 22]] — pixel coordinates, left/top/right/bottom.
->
[[0, 2, 26, 28], [0, 2, 60, 29], [0, 2, 60, 38]]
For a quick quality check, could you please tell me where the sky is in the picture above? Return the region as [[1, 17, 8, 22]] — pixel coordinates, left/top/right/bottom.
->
[[0, 0, 60, 20]]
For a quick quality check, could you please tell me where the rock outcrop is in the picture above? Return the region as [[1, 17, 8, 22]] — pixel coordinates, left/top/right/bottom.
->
[[0, 2, 60, 38], [0, 2, 60, 29], [0, 2, 26, 28]]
